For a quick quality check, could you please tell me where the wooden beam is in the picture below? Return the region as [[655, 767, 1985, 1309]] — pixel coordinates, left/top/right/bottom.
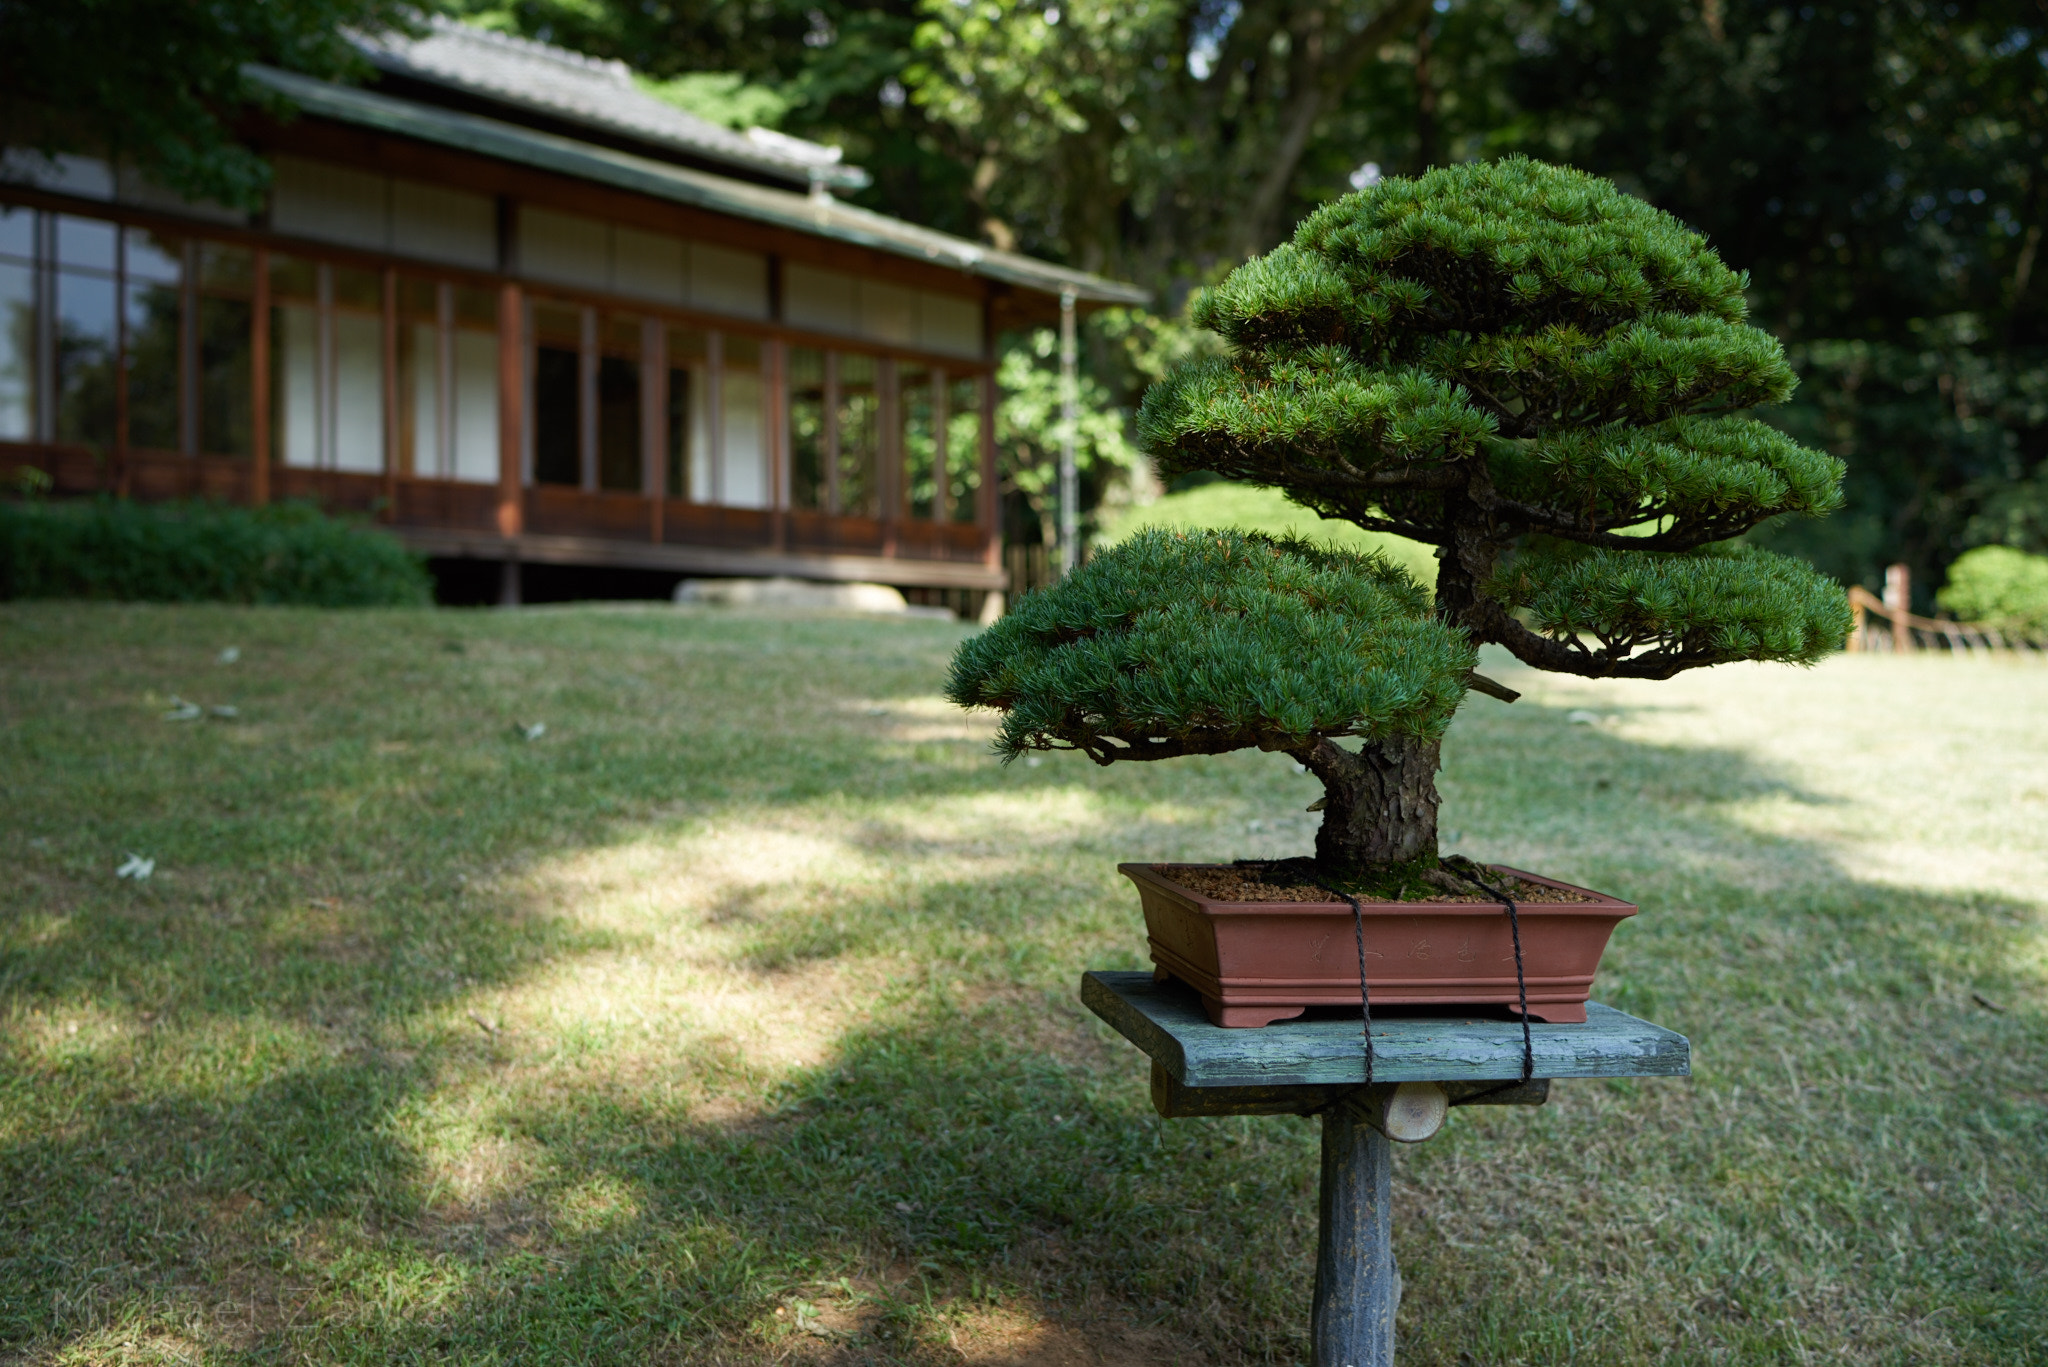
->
[[1148, 1062, 1548, 1118], [390, 526, 1005, 590], [1082, 971, 1691, 1088]]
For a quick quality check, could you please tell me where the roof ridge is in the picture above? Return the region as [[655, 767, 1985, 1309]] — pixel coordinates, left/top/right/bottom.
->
[[422, 15, 635, 86]]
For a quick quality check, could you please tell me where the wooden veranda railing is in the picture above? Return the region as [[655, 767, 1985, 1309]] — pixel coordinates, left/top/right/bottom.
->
[[1847, 562, 2045, 656]]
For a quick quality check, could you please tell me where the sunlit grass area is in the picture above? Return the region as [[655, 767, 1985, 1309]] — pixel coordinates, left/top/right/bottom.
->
[[1097, 480, 1440, 587], [2, 601, 2044, 1365]]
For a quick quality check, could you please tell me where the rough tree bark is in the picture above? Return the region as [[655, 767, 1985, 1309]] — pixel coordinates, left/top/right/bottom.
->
[[1292, 734, 1443, 878]]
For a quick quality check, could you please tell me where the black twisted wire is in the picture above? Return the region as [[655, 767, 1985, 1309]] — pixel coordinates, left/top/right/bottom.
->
[[1444, 856, 1535, 1085], [1336, 891, 1375, 1087]]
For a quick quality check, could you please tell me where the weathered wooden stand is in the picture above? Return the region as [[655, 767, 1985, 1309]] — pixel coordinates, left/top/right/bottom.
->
[[1081, 971, 1691, 1367]]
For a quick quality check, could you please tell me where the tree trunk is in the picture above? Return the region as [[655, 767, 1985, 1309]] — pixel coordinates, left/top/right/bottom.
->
[[1295, 734, 1442, 877]]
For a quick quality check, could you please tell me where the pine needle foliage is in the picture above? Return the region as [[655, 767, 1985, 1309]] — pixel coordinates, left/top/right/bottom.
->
[[952, 158, 1854, 876], [1137, 156, 1852, 681], [948, 528, 1474, 763]]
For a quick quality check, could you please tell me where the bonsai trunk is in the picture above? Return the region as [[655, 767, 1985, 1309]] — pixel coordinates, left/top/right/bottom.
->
[[1293, 735, 1443, 885]]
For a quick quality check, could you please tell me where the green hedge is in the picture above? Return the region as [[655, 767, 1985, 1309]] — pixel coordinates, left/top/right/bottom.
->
[[0, 498, 434, 606], [1937, 545, 2048, 638]]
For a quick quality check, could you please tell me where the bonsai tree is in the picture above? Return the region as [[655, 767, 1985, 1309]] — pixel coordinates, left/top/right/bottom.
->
[[949, 158, 1851, 896]]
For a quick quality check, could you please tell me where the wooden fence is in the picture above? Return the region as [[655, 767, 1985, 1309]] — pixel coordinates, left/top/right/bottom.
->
[[1847, 562, 2045, 656]]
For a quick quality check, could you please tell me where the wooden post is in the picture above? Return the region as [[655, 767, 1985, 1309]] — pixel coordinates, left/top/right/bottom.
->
[[496, 280, 524, 606], [642, 316, 665, 543], [879, 356, 899, 558], [113, 224, 130, 497], [250, 248, 271, 507], [768, 339, 788, 551], [381, 268, 399, 520], [1313, 1096, 1399, 1367], [1884, 562, 1911, 654], [980, 373, 1000, 572]]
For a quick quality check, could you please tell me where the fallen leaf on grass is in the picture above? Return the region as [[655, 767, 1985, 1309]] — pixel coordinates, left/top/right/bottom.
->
[[218, 647, 240, 664], [521, 722, 547, 742], [1973, 992, 2007, 1013], [162, 697, 203, 722], [116, 854, 155, 880]]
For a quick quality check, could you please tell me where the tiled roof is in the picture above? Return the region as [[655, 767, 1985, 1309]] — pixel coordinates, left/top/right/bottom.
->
[[353, 17, 868, 191], [244, 65, 1151, 307]]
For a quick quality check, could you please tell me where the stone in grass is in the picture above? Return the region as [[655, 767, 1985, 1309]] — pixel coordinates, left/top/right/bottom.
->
[[950, 157, 1852, 898]]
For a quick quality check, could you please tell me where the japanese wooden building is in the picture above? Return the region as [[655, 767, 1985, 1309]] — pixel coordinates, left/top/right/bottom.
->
[[0, 19, 1144, 602]]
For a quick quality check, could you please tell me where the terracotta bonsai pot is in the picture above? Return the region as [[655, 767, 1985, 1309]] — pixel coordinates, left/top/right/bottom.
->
[[1121, 862, 1636, 1028]]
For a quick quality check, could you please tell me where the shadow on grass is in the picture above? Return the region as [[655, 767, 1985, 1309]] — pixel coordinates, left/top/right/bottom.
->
[[1, 606, 2045, 1364]]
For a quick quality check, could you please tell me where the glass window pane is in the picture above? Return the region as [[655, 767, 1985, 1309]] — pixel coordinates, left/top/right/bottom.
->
[[597, 318, 640, 492], [124, 276, 182, 451], [454, 284, 496, 330], [532, 300, 582, 487], [199, 294, 252, 456], [0, 260, 37, 439], [124, 226, 182, 285], [900, 363, 936, 520], [334, 265, 380, 313], [721, 335, 765, 508], [0, 205, 33, 263], [666, 326, 707, 500], [836, 352, 878, 517], [56, 215, 116, 273], [200, 243, 253, 296], [333, 309, 383, 473], [947, 376, 982, 522], [271, 252, 318, 306], [787, 346, 824, 511], [452, 327, 498, 483], [274, 301, 319, 466], [56, 269, 117, 446]]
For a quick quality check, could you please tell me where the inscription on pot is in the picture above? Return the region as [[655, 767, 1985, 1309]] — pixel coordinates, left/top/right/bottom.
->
[[1309, 932, 1330, 962], [1409, 939, 1432, 960]]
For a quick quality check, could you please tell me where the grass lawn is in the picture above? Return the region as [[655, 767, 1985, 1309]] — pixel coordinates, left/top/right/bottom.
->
[[2, 601, 2044, 1366], [1096, 481, 1440, 588]]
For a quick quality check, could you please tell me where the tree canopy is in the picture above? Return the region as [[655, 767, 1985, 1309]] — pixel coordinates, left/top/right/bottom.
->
[[948, 527, 1474, 762], [950, 163, 1850, 880], [1140, 159, 1850, 678], [460, 0, 2045, 607], [0, 0, 424, 210]]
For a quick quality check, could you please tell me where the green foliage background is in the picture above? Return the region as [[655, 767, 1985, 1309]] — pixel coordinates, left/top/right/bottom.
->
[[27, 0, 2042, 602], [0, 500, 434, 607], [1936, 544, 2048, 636], [452, 0, 2048, 608]]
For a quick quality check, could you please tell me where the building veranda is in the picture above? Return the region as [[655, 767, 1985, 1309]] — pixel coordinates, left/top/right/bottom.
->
[[0, 19, 1144, 604]]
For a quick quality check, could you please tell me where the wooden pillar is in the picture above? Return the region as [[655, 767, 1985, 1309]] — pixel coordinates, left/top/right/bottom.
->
[[495, 281, 524, 540], [979, 373, 999, 570], [768, 340, 788, 551], [642, 316, 665, 543], [381, 268, 399, 520], [113, 224, 130, 496], [578, 305, 598, 492], [178, 240, 198, 457], [706, 330, 725, 506], [1883, 562, 1911, 654], [1312, 1098, 1398, 1367], [879, 356, 899, 558], [823, 350, 841, 517], [932, 367, 950, 526], [250, 247, 271, 507]]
